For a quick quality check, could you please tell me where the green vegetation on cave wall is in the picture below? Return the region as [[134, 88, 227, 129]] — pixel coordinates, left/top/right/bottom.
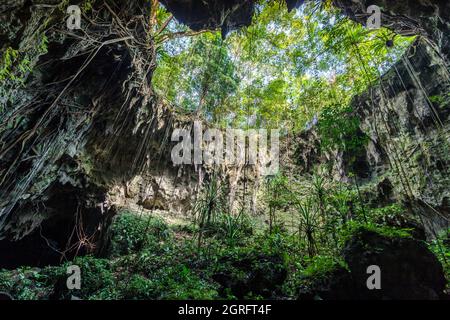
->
[[0, 0, 449, 300], [152, 1, 414, 130]]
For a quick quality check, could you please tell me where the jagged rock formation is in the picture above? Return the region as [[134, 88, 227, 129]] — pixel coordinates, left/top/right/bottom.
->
[[293, 39, 450, 237], [0, 0, 183, 266], [212, 252, 287, 299], [1, 0, 449, 268], [331, 0, 450, 61], [354, 40, 450, 235], [107, 168, 199, 216], [159, 0, 254, 38]]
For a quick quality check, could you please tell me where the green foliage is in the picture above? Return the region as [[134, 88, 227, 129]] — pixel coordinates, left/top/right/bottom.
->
[[117, 274, 154, 300], [302, 255, 348, 280], [295, 197, 320, 257], [428, 228, 450, 286], [265, 174, 291, 231], [262, 171, 414, 260], [0, 267, 57, 300], [0, 35, 48, 83], [154, 265, 219, 300], [1, 33, 48, 113], [327, 183, 357, 223], [116, 265, 218, 300], [154, 32, 239, 122], [109, 211, 170, 257], [266, 174, 291, 209], [0, 47, 20, 82], [430, 92, 450, 109], [282, 253, 348, 297], [1, 204, 444, 301], [81, 0, 96, 12], [152, 1, 413, 130], [100, 212, 221, 300], [369, 203, 405, 222], [193, 175, 231, 247]]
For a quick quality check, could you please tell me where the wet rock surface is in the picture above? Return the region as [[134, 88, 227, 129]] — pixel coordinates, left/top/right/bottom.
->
[[1, 0, 449, 274], [298, 228, 448, 300], [213, 253, 287, 299]]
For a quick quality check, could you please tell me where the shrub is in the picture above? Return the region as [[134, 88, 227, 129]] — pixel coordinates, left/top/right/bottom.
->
[[206, 212, 254, 247], [338, 220, 412, 245]]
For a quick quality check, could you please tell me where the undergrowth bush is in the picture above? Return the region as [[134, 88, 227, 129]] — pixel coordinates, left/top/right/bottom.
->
[[108, 211, 171, 257], [1, 201, 444, 301]]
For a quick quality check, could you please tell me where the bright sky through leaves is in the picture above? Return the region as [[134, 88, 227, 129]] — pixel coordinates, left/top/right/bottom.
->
[[152, 1, 415, 131]]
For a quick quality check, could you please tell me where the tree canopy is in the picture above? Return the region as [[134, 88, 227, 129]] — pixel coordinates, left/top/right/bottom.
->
[[152, 0, 414, 132]]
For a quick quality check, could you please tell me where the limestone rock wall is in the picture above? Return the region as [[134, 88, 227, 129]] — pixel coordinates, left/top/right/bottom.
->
[[293, 39, 450, 236]]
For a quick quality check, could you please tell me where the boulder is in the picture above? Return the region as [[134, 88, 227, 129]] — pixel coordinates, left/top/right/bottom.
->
[[299, 227, 447, 300]]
